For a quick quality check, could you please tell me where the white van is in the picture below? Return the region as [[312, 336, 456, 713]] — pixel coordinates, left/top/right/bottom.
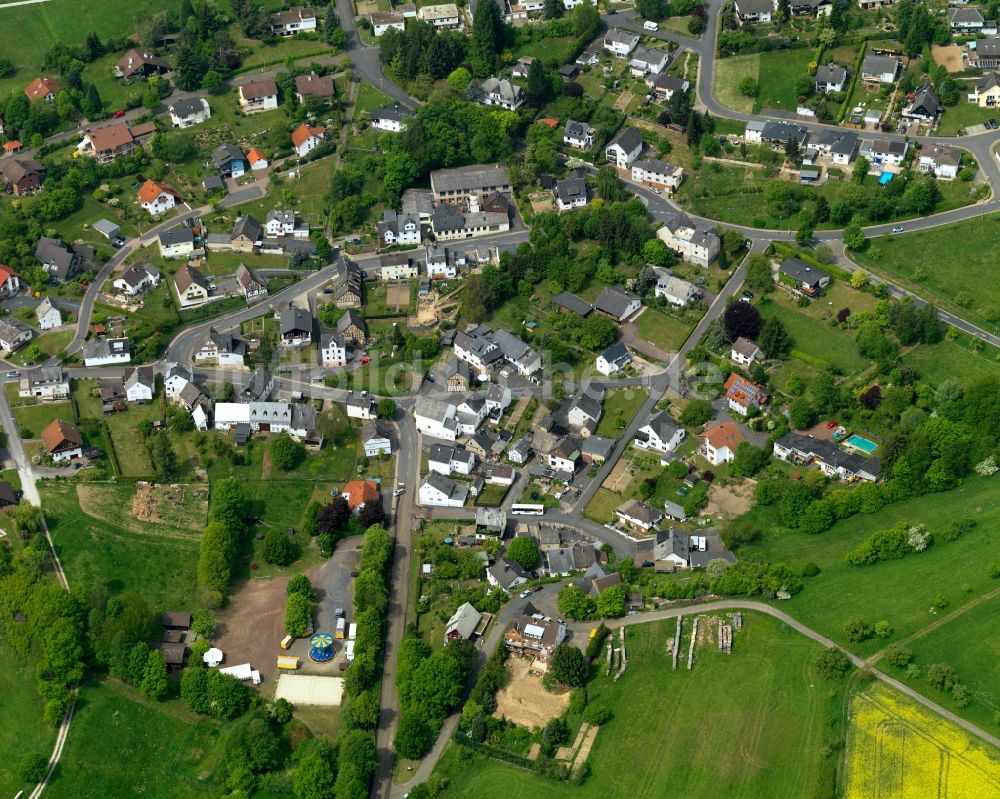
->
[[643, 20, 659, 31]]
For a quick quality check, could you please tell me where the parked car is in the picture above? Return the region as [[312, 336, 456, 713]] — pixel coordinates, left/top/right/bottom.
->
[[392, 488, 405, 497], [111, 236, 125, 249], [519, 589, 532, 598], [113, 109, 125, 118], [6, 370, 19, 378], [826, 419, 838, 429], [742, 290, 754, 299], [358, 355, 371, 365], [990, 119, 999, 129], [891, 226, 904, 234]]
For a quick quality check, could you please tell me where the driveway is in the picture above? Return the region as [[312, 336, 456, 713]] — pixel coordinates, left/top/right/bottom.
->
[[709, 397, 768, 447], [312, 535, 362, 636]]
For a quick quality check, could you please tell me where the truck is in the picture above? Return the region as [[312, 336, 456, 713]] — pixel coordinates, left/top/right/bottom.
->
[[280, 635, 294, 650], [344, 640, 355, 664], [348, 623, 357, 641], [277, 655, 301, 671], [335, 617, 346, 639]]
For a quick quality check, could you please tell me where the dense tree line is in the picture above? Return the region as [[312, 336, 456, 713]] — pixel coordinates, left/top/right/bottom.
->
[[196, 478, 250, 606]]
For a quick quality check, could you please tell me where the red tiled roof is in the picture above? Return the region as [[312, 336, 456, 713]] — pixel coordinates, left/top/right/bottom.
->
[[138, 179, 181, 204], [724, 372, 768, 408], [25, 77, 60, 100], [291, 123, 325, 148], [42, 419, 82, 454], [702, 422, 745, 452], [342, 480, 379, 510]]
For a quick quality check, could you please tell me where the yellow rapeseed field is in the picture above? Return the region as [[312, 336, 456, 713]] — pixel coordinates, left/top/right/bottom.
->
[[843, 683, 1000, 799]]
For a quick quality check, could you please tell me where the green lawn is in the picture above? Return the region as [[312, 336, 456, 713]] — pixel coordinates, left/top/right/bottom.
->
[[583, 486, 624, 524], [353, 82, 395, 119], [104, 403, 162, 478], [0, 648, 57, 799], [852, 216, 1000, 329], [595, 388, 649, 438], [884, 594, 1000, 731], [936, 100, 998, 136], [10, 330, 74, 366], [45, 680, 226, 799], [40, 482, 201, 611], [903, 338, 1000, 387], [475, 483, 509, 507], [432, 613, 844, 799], [12, 399, 73, 440], [712, 53, 758, 114], [633, 306, 697, 355], [514, 34, 580, 66], [756, 49, 814, 113], [758, 294, 868, 374], [743, 474, 1000, 657]]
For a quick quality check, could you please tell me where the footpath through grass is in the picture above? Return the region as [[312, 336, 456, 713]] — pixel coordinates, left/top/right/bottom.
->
[[0, 648, 57, 798], [432, 612, 845, 799]]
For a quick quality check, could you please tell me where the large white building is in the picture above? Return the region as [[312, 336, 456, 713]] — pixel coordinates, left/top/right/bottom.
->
[[415, 397, 460, 441], [419, 472, 469, 507], [656, 212, 720, 267]]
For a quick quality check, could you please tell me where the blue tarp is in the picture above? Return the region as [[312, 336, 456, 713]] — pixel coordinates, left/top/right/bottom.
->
[[879, 172, 893, 186]]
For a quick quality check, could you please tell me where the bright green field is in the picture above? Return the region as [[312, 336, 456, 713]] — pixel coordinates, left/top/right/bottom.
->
[[887, 594, 1000, 731], [759, 296, 868, 374], [852, 216, 1000, 330], [633, 306, 697, 355], [743, 475, 1000, 657], [595, 389, 649, 438], [756, 49, 814, 113], [40, 482, 200, 610], [12, 399, 73, 440], [433, 612, 844, 799], [0, 648, 57, 798], [45, 680, 226, 799], [712, 53, 758, 114], [903, 338, 1000, 387]]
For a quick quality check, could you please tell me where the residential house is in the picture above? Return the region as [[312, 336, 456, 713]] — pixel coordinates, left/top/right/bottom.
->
[[455, 397, 489, 435], [656, 211, 720, 267], [444, 602, 482, 644], [595, 342, 631, 375], [563, 119, 595, 149], [480, 77, 525, 110], [484, 383, 512, 415], [415, 397, 459, 440], [580, 436, 614, 465], [0, 265, 19, 299], [857, 0, 894, 7], [491, 328, 542, 376], [594, 286, 641, 322], [168, 97, 211, 127], [0, 157, 45, 196], [701, 421, 746, 465], [371, 104, 411, 132], [918, 145, 962, 179], [443, 359, 471, 391], [271, 6, 317, 34], [425, 244, 466, 279], [576, 47, 600, 66], [629, 46, 670, 78], [0, 318, 31, 351], [789, 0, 831, 16], [35, 297, 61, 330], [402, 188, 435, 222], [651, 74, 690, 101], [336, 309, 367, 346], [604, 28, 640, 57], [859, 137, 908, 167], [511, 56, 534, 79], [240, 367, 273, 402], [631, 159, 684, 192], [18, 366, 69, 400], [487, 557, 529, 590], [113, 263, 159, 295], [902, 82, 941, 121], [247, 148, 268, 171], [773, 431, 880, 481], [968, 71, 1000, 105], [547, 435, 581, 473], [115, 49, 170, 80], [294, 72, 335, 104], [320, 331, 347, 367], [138, 179, 181, 216], [158, 226, 196, 259], [370, 10, 405, 35], [42, 420, 83, 462], [195, 327, 247, 366], [507, 435, 532, 465], [35, 237, 79, 281], [778, 257, 830, 296], [213, 144, 246, 178], [331, 257, 363, 308], [504, 609, 566, 660], [654, 270, 700, 307], [634, 412, 685, 454], [949, 5, 993, 31], [76, 121, 154, 163], [342, 479, 379, 511], [605, 127, 644, 169], [428, 443, 475, 475], [430, 163, 511, 204], [724, 373, 768, 415], [290, 122, 325, 157], [238, 79, 279, 113], [744, 119, 810, 148], [362, 419, 393, 457], [616, 499, 663, 532], [815, 63, 848, 92], [430, 204, 509, 241], [279, 306, 313, 346], [377, 209, 422, 246], [24, 76, 60, 103], [82, 337, 130, 367], [733, 0, 774, 23], [417, 3, 461, 25], [230, 215, 262, 253], [124, 366, 156, 405], [419, 472, 469, 507], [235, 263, 268, 301], [730, 336, 761, 366], [554, 175, 588, 211], [567, 391, 603, 432], [164, 363, 193, 400], [174, 265, 211, 308], [552, 291, 593, 316], [813, 129, 859, 164], [860, 54, 900, 86]]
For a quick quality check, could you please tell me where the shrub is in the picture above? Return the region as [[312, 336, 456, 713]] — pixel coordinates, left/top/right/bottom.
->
[[18, 751, 49, 783], [884, 644, 912, 668], [814, 648, 851, 679], [799, 561, 820, 577], [551, 644, 588, 687], [874, 620, 893, 639], [584, 702, 611, 725], [844, 619, 874, 643]]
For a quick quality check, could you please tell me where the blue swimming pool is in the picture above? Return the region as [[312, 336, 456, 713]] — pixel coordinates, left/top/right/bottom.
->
[[845, 434, 878, 454], [879, 171, 893, 186]]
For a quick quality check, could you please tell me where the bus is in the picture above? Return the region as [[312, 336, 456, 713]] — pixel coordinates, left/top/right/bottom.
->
[[510, 503, 545, 516]]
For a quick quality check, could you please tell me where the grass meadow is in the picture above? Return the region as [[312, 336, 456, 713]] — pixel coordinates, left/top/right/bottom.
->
[[0, 648, 57, 798], [433, 612, 845, 799]]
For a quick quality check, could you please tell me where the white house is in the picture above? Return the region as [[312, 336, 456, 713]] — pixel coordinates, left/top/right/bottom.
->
[[168, 97, 211, 128], [656, 211, 720, 267], [417, 3, 461, 26], [320, 332, 347, 367], [455, 397, 488, 435], [345, 394, 375, 420], [425, 244, 465, 279], [0, 318, 31, 352], [654, 271, 700, 307], [563, 120, 595, 150], [428, 444, 476, 475], [82, 337, 130, 367], [264, 209, 296, 238], [968, 71, 1000, 106], [270, 6, 317, 35], [554, 175, 588, 211], [415, 397, 459, 441], [605, 127, 644, 170], [480, 77, 525, 111], [859, 138, 908, 168], [631, 160, 684, 192], [419, 472, 469, 507], [238, 79, 279, 113], [113, 263, 160, 295], [195, 327, 247, 366], [629, 46, 670, 78], [634, 412, 685, 454], [701, 422, 746, 466], [730, 336, 761, 366], [486, 557, 528, 590], [124, 367, 155, 403], [370, 11, 405, 35], [815, 64, 848, 93], [371, 104, 411, 132], [860, 54, 900, 86], [567, 392, 602, 430], [615, 499, 663, 532], [174, 265, 211, 308], [42, 420, 83, 463], [918, 145, 961, 180], [163, 362, 193, 400], [596, 342, 631, 375], [291, 123, 325, 157], [362, 419, 393, 457], [733, 0, 774, 23], [138, 179, 181, 216], [18, 366, 69, 400], [604, 28, 640, 58], [377, 209, 422, 246], [594, 286, 642, 322], [35, 297, 62, 330], [158, 227, 195, 259]]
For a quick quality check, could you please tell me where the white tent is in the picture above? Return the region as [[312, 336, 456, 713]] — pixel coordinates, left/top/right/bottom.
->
[[203, 647, 224, 667], [219, 663, 254, 681]]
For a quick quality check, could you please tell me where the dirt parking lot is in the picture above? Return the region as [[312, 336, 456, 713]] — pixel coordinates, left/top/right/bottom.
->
[[494, 657, 570, 728], [214, 576, 290, 691]]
